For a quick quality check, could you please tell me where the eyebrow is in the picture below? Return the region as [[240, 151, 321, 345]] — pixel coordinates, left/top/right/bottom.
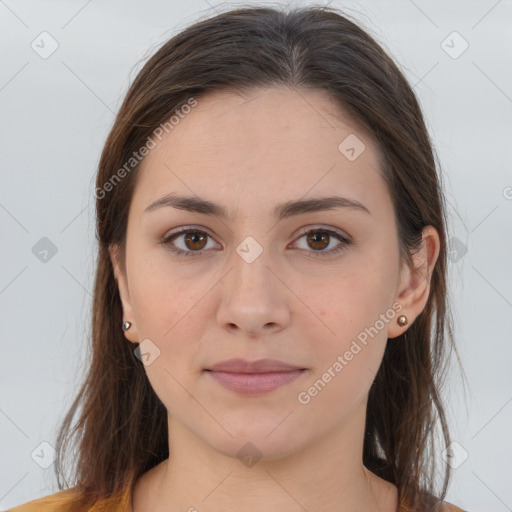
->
[[144, 192, 371, 221]]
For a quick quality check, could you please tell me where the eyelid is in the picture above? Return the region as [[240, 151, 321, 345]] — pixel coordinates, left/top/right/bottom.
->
[[293, 224, 352, 242]]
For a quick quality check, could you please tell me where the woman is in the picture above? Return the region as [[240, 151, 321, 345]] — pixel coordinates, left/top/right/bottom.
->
[[9, 5, 467, 512]]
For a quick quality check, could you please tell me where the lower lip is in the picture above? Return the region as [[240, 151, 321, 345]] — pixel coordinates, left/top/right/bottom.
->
[[205, 369, 306, 394]]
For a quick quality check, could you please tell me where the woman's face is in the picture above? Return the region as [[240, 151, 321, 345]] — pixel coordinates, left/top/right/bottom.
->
[[110, 87, 437, 460]]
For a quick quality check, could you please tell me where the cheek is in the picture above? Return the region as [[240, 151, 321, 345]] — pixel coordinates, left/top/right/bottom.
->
[[129, 271, 206, 413], [129, 248, 203, 330], [297, 296, 390, 425], [323, 245, 397, 325], [303, 266, 392, 342], [298, 255, 395, 393]]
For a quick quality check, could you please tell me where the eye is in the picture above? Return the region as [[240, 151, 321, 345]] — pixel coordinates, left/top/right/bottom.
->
[[160, 227, 219, 257], [160, 226, 351, 257], [291, 227, 351, 257]]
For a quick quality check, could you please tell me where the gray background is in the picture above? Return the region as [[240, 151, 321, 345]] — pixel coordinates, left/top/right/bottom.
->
[[1, 0, 511, 510]]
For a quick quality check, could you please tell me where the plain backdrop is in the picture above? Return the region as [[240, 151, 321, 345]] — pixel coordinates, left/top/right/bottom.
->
[[1, 0, 511, 510]]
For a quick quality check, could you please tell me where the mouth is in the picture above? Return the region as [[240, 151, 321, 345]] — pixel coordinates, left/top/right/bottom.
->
[[204, 368, 307, 394]]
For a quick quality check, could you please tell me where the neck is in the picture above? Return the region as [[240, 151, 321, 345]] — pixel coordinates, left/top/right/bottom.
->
[[131, 401, 398, 512]]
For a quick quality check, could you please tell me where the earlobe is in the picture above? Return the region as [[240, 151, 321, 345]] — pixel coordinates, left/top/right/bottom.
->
[[388, 226, 440, 340]]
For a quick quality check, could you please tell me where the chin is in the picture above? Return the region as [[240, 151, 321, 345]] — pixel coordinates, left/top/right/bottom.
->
[[202, 422, 308, 463]]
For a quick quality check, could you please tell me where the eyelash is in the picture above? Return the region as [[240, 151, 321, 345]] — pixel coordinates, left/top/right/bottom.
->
[[160, 226, 352, 258]]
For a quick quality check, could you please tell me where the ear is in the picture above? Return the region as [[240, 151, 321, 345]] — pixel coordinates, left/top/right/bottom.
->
[[109, 244, 139, 344], [388, 226, 441, 339]]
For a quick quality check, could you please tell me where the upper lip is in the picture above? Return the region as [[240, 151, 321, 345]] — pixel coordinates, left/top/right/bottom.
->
[[206, 358, 305, 373]]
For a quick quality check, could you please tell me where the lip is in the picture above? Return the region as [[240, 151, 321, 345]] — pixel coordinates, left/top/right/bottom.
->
[[204, 358, 307, 394], [206, 369, 307, 394], [205, 358, 305, 373]]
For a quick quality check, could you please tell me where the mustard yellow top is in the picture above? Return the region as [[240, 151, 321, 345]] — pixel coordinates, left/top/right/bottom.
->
[[6, 484, 468, 512], [6, 485, 133, 512]]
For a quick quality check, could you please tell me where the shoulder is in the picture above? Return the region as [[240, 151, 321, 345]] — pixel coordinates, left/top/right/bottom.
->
[[399, 498, 468, 512], [6, 487, 87, 511], [440, 501, 469, 512], [5, 486, 129, 512]]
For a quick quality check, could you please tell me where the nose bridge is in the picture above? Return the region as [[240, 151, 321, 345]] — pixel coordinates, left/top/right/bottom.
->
[[230, 233, 275, 298], [216, 232, 289, 334]]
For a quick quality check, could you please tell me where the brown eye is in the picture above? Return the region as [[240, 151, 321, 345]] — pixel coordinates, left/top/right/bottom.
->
[[293, 228, 351, 257], [183, 231, 208, 250], [161, 228, 218, 257], [306, 231, 330, 251]]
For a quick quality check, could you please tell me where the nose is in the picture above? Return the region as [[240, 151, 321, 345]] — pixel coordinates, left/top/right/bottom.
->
[[216, 245, 290, 338]]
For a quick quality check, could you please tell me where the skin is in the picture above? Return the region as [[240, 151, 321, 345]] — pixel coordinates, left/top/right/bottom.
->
[[110, 87, 440, 512]]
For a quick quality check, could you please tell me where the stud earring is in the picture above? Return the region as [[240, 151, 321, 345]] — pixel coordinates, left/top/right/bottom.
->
[[397, 315, 408, 327], [122, 321, 132, 331]]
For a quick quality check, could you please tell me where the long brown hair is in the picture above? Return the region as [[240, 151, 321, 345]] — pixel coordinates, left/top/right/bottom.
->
[[54, 5, 465, 510]]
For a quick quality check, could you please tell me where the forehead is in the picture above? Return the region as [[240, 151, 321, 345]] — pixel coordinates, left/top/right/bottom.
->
[[131, 87, 389, 219]]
